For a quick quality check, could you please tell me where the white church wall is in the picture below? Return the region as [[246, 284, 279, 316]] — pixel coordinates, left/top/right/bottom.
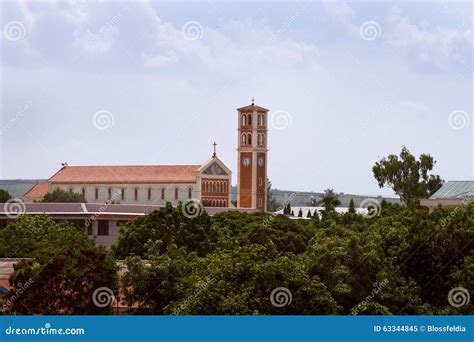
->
[[52, 183, 200, 205]]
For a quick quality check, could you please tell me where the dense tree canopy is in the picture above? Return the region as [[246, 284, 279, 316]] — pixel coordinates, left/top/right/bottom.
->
[[372, 146, 444, 206], [41, 189, 87, 203], [0, 189, 12, 203], [1, 202, 472, 315], [115, 203, 473, 315], [1, 215, 117, 314]]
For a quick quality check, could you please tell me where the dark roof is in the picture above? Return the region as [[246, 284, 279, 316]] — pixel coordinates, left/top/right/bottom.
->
[[0, 203, 257, 217], [430, 181, 474, 199], [237, 104, 269, 112]]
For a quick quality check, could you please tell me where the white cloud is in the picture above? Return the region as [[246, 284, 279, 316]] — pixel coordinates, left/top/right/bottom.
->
[[386, 6, 472, 69]]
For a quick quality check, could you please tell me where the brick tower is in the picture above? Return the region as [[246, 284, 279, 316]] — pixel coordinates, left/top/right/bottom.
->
[[236, 100, 269, 211]]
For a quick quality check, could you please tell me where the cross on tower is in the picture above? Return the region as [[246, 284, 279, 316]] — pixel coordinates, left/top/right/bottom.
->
[[212, 141, 217, 158]]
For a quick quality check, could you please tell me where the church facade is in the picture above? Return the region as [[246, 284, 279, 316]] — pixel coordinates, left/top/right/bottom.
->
[[23, 102, 269, 211]]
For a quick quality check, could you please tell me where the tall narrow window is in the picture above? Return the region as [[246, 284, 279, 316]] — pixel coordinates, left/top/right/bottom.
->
[[248, 114, 252, 125], [242, 114, 247, 126], [98, 221, 109, 236], [134, 188, 138, 201], [82, 188, 86, 198], [175, 188, 179, 200], [248, 133, 252, 145], [161, 188, 165, 200], [108, 188, 112, 200], [148, 188, 152, 200], [69, 188, 73, 193], [121, 188, 125, 200], [95, 188, 99, 200], [188, 187, 192, 199]]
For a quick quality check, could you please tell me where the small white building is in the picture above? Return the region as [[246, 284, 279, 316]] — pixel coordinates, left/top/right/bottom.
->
[[274, 206, 369, 219]]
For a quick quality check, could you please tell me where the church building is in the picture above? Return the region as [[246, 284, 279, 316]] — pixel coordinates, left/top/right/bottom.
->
[[23, 102, 269, 211]]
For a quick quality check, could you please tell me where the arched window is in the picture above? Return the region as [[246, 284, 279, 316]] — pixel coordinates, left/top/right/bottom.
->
[[241, 133, 246, 146], [175, 188, 179, 200], [242, 114, 247, 126], [247, 114, 252, 125], [247, 133, 252, 145], [188, 187, 192, 199]]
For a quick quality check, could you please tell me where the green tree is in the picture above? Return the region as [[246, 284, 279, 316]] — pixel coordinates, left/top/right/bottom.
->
[[266, 178, 281, 212], [348, 199, 356, 214], [112, 202, 217, 259], [372, 146, 444, 206], [298, 208, 303, 217], [41, 189, 86, 203], [0, 189, 12, 202], [0, 214, 93, 258], [167, 244, 340, 315], [121, 243, 195, 314], [318, 189, 341, 213], [3, 215, 117, 314]]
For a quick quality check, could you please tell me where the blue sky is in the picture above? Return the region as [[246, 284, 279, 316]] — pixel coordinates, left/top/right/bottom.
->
[[0, 1, 472, 196]]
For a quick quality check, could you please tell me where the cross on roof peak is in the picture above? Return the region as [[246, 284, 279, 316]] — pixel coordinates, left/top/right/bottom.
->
[[212, 141, 217, 158]]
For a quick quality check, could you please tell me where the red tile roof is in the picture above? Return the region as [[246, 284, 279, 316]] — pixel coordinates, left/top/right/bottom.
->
[[23, 182, 49, 199], [49, 165, 201, 184]]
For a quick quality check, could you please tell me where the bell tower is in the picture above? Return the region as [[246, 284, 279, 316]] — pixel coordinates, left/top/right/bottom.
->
[[237, 100, 269, 211]]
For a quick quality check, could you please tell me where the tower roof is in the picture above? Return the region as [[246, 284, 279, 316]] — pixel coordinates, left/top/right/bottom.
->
[[237, 104, 269, 112]]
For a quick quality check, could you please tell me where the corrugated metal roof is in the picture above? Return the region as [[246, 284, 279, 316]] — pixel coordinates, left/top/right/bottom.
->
[[430, 181, 474, 199]]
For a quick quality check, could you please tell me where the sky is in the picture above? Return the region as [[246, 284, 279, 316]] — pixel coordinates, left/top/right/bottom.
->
[[0, 1, 472, 197]]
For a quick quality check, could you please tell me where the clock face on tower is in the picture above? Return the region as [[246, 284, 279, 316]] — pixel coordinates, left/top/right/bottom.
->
[[242, 157, 250, 167]]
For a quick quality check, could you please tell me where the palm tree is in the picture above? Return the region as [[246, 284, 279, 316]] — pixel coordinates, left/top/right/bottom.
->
[[318, 189, 341, 212]]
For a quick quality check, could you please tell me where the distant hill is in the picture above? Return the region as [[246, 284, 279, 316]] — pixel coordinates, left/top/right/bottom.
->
[[230, 187, 400, 207], [0, 179, 46, 199], [1, 180, 400, 207]]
